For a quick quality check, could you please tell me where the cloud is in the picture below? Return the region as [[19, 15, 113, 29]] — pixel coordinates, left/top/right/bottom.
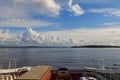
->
[[0, 19, 55, 27], [1, 28, 120, 46], [0, 6, 26, 19], [0, 0, 61, 18], [102, 22, 120, 27], [89, 8, 120, 17], [12, 0, 61, 17], [68, 0, 85, 16], [35, 0, 61, 16], [0, 0, 61, 27], [77, 0, 119, 4]]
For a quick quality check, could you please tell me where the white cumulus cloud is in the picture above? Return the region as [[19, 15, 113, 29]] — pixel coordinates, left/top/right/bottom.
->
[[68, 0, 85, 16], [35, 0, 61, 16]]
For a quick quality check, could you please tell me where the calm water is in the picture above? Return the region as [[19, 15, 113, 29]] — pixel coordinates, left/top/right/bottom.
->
[[0, 48, 120, 68]]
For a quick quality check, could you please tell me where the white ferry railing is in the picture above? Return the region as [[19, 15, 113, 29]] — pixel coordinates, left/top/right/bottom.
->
[[90, 71, 107, 80]]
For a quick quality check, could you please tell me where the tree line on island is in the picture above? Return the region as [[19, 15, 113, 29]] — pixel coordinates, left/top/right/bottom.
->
[[71, 45, 120, 48]]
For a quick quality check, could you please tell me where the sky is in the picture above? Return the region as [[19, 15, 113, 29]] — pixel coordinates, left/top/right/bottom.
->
[[0, 0, 120, 46]]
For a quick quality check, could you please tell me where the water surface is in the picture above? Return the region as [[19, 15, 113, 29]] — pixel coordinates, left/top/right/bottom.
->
[[0, 48, 120, 68]]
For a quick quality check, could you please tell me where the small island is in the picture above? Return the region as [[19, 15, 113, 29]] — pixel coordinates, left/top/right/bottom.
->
[[71, 45, 120, 48]]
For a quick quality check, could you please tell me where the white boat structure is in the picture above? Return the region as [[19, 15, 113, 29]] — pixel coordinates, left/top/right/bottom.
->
[[0, 59, 32, 80], [80, 77, 97, 80], [0, 67, 31, 80]]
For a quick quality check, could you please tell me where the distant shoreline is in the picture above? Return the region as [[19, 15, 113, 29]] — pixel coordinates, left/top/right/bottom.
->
[[0, 46, 69, 48], [0, 45, 120, 48]]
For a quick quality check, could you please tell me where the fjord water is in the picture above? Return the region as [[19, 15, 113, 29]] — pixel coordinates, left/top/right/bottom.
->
[[0, 48, 120, 68]]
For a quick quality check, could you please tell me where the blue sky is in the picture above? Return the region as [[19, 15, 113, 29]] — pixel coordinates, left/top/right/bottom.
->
[[0, 0, 120, 32]]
